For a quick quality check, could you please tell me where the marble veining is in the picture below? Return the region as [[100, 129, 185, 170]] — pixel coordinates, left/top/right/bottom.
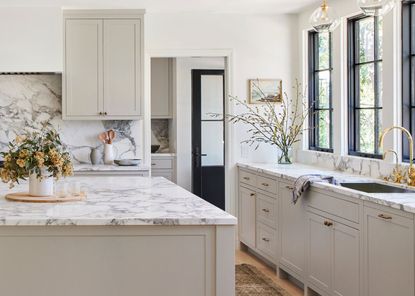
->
[[238, 161, 415, 214], [0, 74, 142, 164], [0, 176, 236, 226], [151, 119, 170, 152]]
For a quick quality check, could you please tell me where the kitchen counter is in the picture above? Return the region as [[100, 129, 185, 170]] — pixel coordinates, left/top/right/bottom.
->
[[0, 175, 235, 295], [238, 161, 415, 214], [0, 176, 236, 226], [74, 164, 150, 172]]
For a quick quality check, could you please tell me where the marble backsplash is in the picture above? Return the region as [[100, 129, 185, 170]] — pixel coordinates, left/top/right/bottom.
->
[[151, 119, 170, 152], [0, 74, 141, 164]]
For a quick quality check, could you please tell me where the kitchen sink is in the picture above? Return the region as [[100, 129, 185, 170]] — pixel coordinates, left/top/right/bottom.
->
[[340, 182, 415, 193]]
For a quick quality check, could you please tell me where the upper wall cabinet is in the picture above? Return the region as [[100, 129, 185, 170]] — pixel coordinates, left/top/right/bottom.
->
[[63, 10, 144, 120], [151, 58, 173, 118]]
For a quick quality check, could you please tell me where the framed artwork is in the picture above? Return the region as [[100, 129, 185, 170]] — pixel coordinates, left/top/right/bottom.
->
[[248, 79, 282, 104]]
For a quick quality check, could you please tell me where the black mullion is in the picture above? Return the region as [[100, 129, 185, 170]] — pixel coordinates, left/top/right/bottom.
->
[[314, 68, 333, 72], [354, 59, 383, 66]]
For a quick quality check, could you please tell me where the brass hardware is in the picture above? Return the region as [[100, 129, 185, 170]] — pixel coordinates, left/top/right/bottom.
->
[[324, 220, 333, 227], [383, 150, 406, 184], [262, 208, 270, 213], [99, 112, 103, 115], [262, 238, 270, 242], [379, 126, 415, 186], [378, 213, 392, 220], [250, 193, 256, 197], [286, 186, 294, 190], [243, 177, 250, 181], [261, 183, 269, 187], [104, 112, 108, 115], [151, 163, 156, 166]]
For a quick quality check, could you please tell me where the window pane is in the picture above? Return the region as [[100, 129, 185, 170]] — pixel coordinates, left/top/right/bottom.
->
[[317, 110, 331, 149], [317, 70, 330, 108], [201, 121, 224, 166], [318, 32, 330, 70], [201, 75, 223, 120], [357, 109, 375, 154], [377, 17, 383, 60], [377, 62, 383, 107], [358, 17, 375, 63], [358, 63, 375, 107]]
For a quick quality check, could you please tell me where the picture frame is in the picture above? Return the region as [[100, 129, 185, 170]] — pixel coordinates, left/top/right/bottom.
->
[[248, 79, 283, 104]]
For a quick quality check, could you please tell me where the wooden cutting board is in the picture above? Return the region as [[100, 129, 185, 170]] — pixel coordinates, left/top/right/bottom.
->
[[5, 192, 86, 203]]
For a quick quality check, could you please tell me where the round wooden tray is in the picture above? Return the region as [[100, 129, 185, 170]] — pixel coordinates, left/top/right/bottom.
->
[[5, 192, 86, 203]]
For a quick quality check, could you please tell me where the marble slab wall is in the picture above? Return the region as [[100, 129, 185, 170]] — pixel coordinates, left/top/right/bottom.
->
[[0, 74, 142, 164], [151, 119, 170, 152]]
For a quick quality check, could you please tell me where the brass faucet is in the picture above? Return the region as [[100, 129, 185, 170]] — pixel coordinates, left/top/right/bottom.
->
[[382, 149, 405, 183], [379, 126, 415, 186]]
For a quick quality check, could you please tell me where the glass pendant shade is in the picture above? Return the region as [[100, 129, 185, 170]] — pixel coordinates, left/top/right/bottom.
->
[[309, 0, 340, 32], [357, 0, 395, 16]]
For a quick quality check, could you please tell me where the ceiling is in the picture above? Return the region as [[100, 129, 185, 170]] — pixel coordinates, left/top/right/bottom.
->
[[0, 0, 320, 14]]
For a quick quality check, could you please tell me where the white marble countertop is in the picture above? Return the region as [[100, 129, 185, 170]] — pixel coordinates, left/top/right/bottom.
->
[[0, 176, 236, 226], [74, 164, 150, 172], [238, 162, 415, 214]]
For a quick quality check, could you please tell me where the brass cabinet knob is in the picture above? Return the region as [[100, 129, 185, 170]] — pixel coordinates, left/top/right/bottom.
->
[[104, 112, 108, 115], [250, 193, 256, 197], [324, 220, 333, 227], [378, 213, 392, 220], [99, 112, 103, 115], [261, 183, 269, 187]]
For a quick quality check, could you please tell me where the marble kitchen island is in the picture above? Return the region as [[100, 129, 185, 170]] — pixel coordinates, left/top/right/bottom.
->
[[0, 176, 236, 296]]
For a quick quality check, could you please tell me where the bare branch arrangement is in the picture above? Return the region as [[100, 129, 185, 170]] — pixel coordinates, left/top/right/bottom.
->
[[227, 80, 310, 164]]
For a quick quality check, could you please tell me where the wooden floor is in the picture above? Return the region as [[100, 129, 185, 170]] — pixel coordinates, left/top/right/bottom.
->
[[236, 249, 303, 296]]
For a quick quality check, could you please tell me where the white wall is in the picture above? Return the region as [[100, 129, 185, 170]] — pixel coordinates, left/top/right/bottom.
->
[[175, 57, 225, 191], [296, 0, 401, 171]]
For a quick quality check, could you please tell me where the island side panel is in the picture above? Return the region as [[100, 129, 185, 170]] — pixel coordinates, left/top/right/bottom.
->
[[0, 225, 234, 296]]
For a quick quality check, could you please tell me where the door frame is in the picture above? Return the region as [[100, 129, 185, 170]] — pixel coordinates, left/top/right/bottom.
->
[[144, 49, 235, 215]]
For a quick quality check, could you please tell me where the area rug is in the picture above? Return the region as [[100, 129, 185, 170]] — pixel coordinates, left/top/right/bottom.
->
[[236, 264, 292, 296]]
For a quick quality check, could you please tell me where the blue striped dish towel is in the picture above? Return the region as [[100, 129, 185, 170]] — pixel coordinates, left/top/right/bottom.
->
[[292, 174, 336, 204]]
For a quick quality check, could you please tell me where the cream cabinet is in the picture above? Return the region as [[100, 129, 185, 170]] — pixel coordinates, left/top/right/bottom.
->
[[151, 155, 176, 182], [239, 186, 256, 249], [63, 10, 144, 120], [151, 58, 173, 118], [364, 205, 414, 296]]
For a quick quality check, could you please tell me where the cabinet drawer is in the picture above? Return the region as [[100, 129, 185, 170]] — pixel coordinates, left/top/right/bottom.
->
[[256, 194, 277, 229], [256, 175, 277, 194], [239, 170, 257, 187], [307, 190, 359, 223], [151, 158, 173, 169], [152, 169, 173, 181], [257, 222, 277, 262]]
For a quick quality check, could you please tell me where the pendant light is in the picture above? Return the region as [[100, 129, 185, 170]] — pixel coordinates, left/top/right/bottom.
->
[[357, 0, 395, 16], [309, 0, 340, 32]]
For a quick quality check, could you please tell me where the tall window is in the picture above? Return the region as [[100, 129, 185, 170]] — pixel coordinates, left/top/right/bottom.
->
[[308, 31, 333, 152], [348, 15, 383, 158], [403, 1, 415, 162]]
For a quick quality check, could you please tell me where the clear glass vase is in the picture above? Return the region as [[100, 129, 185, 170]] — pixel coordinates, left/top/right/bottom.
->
[[278, 147, 293, 165]]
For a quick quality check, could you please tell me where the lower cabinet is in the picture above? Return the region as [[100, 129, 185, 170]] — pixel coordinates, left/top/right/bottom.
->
[[239, 186, 256, 248], [307, 211, 360, 296], [364, 205, 414, 296], [280, 182, 306, 278]]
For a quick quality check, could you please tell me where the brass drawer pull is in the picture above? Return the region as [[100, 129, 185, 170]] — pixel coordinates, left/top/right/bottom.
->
[[286, 185, 294, 190], [250, 193, 256, 197], [151, 163, 156, 166], [262, 237, 270, 242], [243, 177, 250, 181], [261, 183, 270, 187], [324, 220, 333, 227], [378, 213, 392, 220], [262, 208, 270, 213]]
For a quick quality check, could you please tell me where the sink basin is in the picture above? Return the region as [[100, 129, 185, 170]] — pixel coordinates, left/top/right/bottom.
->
[[340, 182, 415, 193]]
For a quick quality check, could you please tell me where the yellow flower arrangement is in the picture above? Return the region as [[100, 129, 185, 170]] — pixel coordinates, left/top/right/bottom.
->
[[0, 124, 73, 188]]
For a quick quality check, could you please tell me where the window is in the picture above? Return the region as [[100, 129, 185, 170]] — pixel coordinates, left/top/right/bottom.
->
[[348, 15, 383, 158], [308, 31, 333, 152], [403, 1, 415, 162]]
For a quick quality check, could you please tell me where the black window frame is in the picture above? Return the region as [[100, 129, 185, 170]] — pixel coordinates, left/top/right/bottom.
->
[[347, 14, 383, 159], [308, 30, 334, 153], [402, 0, 415, 162]]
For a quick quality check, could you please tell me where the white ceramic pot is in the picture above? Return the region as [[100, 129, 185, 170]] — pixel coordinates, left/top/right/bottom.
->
[[29, 172, 54, 197], [104, 144, 115, 165]]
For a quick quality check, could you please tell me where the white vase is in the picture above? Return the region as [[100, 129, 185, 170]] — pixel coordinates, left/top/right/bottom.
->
[[29, 172, 54, 197], [104, 144, 115, 165]]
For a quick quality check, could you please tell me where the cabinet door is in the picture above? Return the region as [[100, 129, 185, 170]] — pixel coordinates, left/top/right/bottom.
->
[[64, 19, 102, 118], [280, 183, 305, 277], [364, 206, 414, 296], [239, 187, 256, 248], [307, 212, 331, 292], [151, 58, 172, 118], [332, 221, 360, 296], [103, 19, 142, 117]]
